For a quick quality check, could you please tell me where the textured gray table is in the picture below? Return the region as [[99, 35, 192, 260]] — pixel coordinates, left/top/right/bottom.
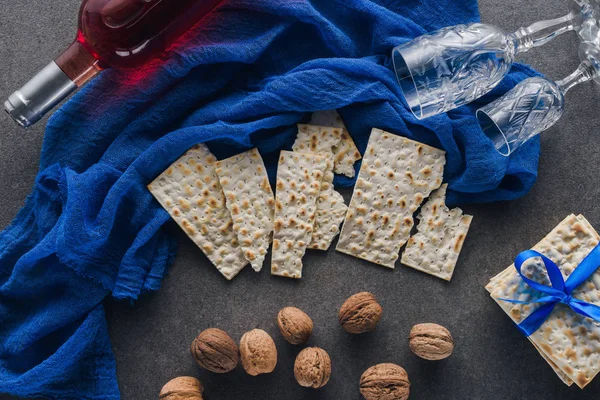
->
[[2, 1, 600, 399]]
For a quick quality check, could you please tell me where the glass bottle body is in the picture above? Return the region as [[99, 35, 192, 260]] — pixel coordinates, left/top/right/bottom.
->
[[76, 0, 222, 70], [5, 0, 223, 127]]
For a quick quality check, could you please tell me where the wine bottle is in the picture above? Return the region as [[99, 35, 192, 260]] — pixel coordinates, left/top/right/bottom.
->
[[4, 0, 223, 128]]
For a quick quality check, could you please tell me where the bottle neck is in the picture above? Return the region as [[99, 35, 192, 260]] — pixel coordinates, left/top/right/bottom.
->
[[513, 12, 577, 55], [556, 60, 596, 94], [55, 40, 102, 87], [3, 41, 101, 127]]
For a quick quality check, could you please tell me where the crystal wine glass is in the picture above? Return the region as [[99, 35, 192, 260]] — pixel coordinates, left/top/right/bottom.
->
[[391, 0, 600, 120], [476, 42, 600, 156]]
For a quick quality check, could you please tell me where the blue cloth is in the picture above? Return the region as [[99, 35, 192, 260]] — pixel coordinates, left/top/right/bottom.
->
[[0, 0, 539, 398]]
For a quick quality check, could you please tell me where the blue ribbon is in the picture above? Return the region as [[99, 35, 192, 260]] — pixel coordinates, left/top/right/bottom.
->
[[499, 244, 600, 336]]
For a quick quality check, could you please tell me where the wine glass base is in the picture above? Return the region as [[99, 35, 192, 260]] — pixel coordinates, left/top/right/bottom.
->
[[573, 0, 600, 46]]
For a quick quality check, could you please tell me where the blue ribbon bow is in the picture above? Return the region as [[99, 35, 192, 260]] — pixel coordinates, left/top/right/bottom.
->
[[499, 244, 600, 336]]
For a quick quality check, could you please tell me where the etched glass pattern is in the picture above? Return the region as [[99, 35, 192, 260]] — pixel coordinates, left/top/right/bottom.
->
[[392, 0, 600, 120], [392, 23, 515, 119], [477, 78, 564, 156]]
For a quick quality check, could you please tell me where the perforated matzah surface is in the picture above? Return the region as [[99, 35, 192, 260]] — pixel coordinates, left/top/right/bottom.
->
[[308, 188, 347, 250], [148, 145, 248, 280], [216, 148, 275, 272], [309, 110, 362, 177], [486, 214, 600, 388], [293, 124, 342, 156], [271, 151, 328, 279], [401, 184, 472, 281], [292, 124, 347, 250], [336, 129, 446, 268]]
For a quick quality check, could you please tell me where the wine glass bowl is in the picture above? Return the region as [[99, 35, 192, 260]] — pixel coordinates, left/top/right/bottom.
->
[[477, 41, 600, 156], [476, 78, 564, 156], [392, 0, 600, 120], [392, 23, 515, 119]]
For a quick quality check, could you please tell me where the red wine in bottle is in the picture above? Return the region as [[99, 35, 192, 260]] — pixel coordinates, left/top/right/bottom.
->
[[5, 0, 223, 127]]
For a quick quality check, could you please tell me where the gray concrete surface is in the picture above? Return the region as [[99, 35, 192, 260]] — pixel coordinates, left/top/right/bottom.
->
[[2, 0, 600, 399]]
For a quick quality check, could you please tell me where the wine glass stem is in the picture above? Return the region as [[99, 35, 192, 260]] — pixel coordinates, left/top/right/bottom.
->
[[556, 60, 595, 94], [513, 12, 577, 54]]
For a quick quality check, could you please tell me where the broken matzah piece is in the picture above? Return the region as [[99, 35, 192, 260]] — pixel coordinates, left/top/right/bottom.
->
[[148, 144, 248, 280], [309, 110, 362, 178], [271, 151, 328, 278], [485, 214, 600, 388], [293, 124, 343, 156], [292, 124, 348, 251], [336, 129, 446, 268], [309, 189, 348, 250], [401, 184, 472, 281], [215, 148, 275, 272]]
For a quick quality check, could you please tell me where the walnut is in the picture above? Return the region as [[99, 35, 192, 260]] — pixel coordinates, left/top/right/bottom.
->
[[159, 376, 204, 400], [190, 328, 238, 373], [409, 323, 454, 360], [359, 364, 410, 400], [294, 347, 331, 388], [338, 292, 382, 334], [277, 307, 313, 345], [239, 329, 278, 376]]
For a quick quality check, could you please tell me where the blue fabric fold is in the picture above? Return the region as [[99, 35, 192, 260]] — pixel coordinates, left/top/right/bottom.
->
[[0, 0, 540, 398]]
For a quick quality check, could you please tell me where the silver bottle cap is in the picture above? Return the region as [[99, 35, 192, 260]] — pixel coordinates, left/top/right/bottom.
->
[[4, 61, 76, 128]]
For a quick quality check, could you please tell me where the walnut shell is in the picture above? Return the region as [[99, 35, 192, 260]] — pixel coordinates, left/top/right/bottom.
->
[[159, 376, 204, 400], [409, 323, 454, 360], [277, 307, 313, 345], [294, 347, 331, 388], [239, 329, 277, 376], [359, 363, 410, 400], [339, 292, 382, 334], [190, 328, 239, 373]]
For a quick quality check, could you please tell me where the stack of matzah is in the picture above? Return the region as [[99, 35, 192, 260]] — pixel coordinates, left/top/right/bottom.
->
[[486, 214, 600, 388], [292, 124, 348, 251], [271, 151, 328, 279], [270, 120, 359, 278]]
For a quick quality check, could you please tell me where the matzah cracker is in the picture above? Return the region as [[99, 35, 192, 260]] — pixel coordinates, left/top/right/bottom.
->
[[531, 341, 573, 386], [293, 124, 347, 250], [309, 110, 362, 177], [271, 151, 328, 279], [216, 148, 275, 272], [336, 129, 446, 268], [401, 184, 472, 281], [293, 124, 343, 155], [486, 214, 600, 388], [309, 188, 347, 250], [148, 145, 247, 280]]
